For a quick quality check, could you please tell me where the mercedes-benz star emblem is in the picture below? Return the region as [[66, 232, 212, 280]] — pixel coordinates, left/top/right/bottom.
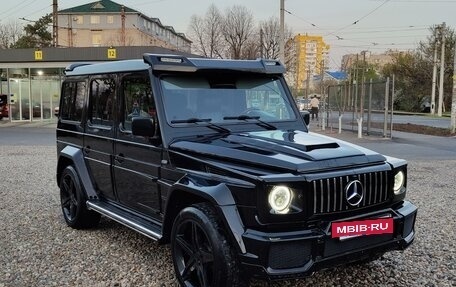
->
[[345, 180, 364, 206]]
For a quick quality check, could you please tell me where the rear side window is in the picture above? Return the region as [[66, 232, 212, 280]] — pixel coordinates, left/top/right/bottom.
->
[[60, 81, 86, 122], [89, 77, 115, 126]]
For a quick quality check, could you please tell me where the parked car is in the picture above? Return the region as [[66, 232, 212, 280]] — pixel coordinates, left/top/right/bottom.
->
[[10, 103, 51, 120], [297, 98, 311, 111], [0, 94, 8, 120], [56, 55, 417, 286]]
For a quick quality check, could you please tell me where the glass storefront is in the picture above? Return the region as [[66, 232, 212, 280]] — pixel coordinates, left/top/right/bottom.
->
[[0, 67, 63, 122]]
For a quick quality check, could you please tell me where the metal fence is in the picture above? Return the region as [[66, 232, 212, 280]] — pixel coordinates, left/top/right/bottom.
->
[[324, 78, 395, 137]]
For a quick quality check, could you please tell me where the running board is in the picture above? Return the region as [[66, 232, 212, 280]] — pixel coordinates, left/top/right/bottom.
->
[[86, 200, 162, 241]]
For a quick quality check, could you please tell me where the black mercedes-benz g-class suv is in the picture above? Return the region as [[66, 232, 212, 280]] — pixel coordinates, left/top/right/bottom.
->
[[56, 54, 417, 286]]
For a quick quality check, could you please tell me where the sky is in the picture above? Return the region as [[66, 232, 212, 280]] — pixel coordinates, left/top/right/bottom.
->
[[1, 0, 456, 70]]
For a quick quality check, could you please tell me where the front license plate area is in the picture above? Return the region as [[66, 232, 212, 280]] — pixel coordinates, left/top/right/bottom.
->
[[331, 218, 394, 239]]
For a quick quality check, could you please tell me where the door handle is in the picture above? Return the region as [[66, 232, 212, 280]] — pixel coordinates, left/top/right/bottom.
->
[[115, 153, 124, 164], [83, 146, 91, 155]]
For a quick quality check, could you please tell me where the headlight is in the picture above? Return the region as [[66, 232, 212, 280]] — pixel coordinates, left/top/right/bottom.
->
[[268, 186, 293, 214], [393, 170, 405, 194]]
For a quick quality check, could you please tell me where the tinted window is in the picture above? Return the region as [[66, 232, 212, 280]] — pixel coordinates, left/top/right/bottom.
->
[[89, 78, 115, 126], [160, 74, 295, 124], [60, 81, 86, 122], [121, 73, 154, 131]]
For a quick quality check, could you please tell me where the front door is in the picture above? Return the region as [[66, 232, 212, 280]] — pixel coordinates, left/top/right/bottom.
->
[[113, 72, 162, 218]]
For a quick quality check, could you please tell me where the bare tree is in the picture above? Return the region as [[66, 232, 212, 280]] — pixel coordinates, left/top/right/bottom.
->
[[188, 4, 224, 58], [258, 17, 292, 60], [0, 21, 23, 48], [259, 17, 280, 59], [222, 5, 254, 59]]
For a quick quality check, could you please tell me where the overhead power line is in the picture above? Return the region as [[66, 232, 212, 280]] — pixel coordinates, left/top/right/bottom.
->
[[326, 0, 392, 37], [0, 0, 35, 18]]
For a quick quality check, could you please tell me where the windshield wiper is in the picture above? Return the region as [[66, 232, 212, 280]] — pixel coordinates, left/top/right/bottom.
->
[[171, 118, 231, 134], [223, 115, 277, 130]]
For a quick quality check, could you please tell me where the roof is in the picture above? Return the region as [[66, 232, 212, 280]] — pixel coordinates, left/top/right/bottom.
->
[[66, 60, 149, 76], [66, 54, 286, 76], [59, 0, 138, 14], [326, 71, 347, 81]]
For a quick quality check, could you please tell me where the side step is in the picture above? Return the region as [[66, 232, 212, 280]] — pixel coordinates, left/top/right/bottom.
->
[[86, 200, 162, 241]]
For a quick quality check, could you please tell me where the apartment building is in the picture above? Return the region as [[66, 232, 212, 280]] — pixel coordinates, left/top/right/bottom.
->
[[341, 50, 406, 72], [57, 0, 191, 53], [285, 34, 329, 90]]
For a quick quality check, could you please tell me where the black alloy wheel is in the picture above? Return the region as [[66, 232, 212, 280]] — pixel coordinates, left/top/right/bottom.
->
[[60, 165, 100, 229], [171, 203, 243, 287]]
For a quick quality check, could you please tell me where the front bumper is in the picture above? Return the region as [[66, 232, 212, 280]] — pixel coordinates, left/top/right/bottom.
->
[[239, 201, 417, 280]]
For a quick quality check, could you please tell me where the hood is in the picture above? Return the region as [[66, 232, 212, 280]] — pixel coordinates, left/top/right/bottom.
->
[[169, 130, 386, 174]]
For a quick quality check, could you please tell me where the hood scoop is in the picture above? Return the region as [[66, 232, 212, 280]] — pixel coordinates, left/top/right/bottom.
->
[[224, 133, 340, 161]]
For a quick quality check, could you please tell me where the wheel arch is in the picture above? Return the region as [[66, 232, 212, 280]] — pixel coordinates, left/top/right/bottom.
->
[[57, 146, 98, 199], [161, 179, 247, 253]]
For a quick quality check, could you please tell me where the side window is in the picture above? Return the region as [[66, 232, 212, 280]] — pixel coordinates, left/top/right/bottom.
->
[[60, 81, 86, 122], [89, 78, 115, 126], [121, 73, 154, 132]]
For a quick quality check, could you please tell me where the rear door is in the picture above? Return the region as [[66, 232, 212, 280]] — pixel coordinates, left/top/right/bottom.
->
[[84, 75, 116, 200], [113, 72, 162, 218]]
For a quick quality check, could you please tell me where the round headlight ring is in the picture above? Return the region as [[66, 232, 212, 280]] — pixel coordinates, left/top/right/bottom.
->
[[268, 186, 293, 214], [393, 170, 405, 194]]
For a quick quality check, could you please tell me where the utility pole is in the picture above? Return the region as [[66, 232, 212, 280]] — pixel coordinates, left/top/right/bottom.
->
[[121, 5, 126, 46], [52, 0, 58, 47], [260, 28, 264, 58], [451, 37, 456, 134], [438, 22, 446, 117], [279, 0, 285, 65], [431, 33, 438, 114], [305, 66, 310, 98]]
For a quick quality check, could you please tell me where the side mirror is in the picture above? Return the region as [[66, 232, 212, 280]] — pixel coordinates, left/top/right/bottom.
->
[[132, 117, 155, 137], [300, 110, 310, 126]]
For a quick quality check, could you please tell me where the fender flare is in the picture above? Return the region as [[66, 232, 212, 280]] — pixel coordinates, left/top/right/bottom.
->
[[164, 176, 248, 253], [58, 146, 98, 199]]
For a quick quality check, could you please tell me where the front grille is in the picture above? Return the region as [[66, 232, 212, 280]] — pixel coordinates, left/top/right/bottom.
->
[[311, 170, 390, 214]]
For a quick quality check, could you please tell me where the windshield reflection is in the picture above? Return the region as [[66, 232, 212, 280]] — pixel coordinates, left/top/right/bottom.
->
[[160, 75, 296, 124]]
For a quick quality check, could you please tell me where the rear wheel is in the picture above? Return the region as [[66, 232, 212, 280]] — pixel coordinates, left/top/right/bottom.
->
[[171, 203, 244, 287], [60, 165, 100, 229]]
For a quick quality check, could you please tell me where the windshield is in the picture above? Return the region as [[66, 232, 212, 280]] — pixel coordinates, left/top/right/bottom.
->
[[160, 74, 296, 125]]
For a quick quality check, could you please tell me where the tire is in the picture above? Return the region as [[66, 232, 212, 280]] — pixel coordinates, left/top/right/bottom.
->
[[171, 203, 244, 287], [60, 165, 100, 229]]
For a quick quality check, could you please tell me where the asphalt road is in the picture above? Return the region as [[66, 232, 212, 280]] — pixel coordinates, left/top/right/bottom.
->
[[1, 122, 454, 161], [313, 129, 456, 161]]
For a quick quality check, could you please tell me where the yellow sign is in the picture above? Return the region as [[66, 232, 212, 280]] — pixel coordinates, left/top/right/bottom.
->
[[34, 50, 43, 60], [107, 48, 117, 59]]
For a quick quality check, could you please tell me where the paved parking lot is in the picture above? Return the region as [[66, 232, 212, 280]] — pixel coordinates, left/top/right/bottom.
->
[[0, 126, 455, 286]]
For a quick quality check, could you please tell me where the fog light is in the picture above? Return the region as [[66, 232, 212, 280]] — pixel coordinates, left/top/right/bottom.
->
[[393, 170, 405, 194], [268, 186, 293, 214]]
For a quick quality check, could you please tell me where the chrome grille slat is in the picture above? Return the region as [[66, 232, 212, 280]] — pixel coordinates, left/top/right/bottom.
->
[[310, 170, 391, 215], [339, 177, 343, 211], [326, 179, 330, 212], [384, 172, 388, 201], [320, 180, 323, 212], [313, 181, 317, 214]]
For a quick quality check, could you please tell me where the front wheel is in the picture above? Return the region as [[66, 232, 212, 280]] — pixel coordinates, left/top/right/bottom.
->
[[60, 165, 100, 229], [171, 203, 244, 287]]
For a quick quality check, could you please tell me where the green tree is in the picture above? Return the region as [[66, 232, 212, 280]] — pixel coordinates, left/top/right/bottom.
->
[[13, 14, 52, 48], [382, 25, 455, 112], [382, 52, 433, 111]]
